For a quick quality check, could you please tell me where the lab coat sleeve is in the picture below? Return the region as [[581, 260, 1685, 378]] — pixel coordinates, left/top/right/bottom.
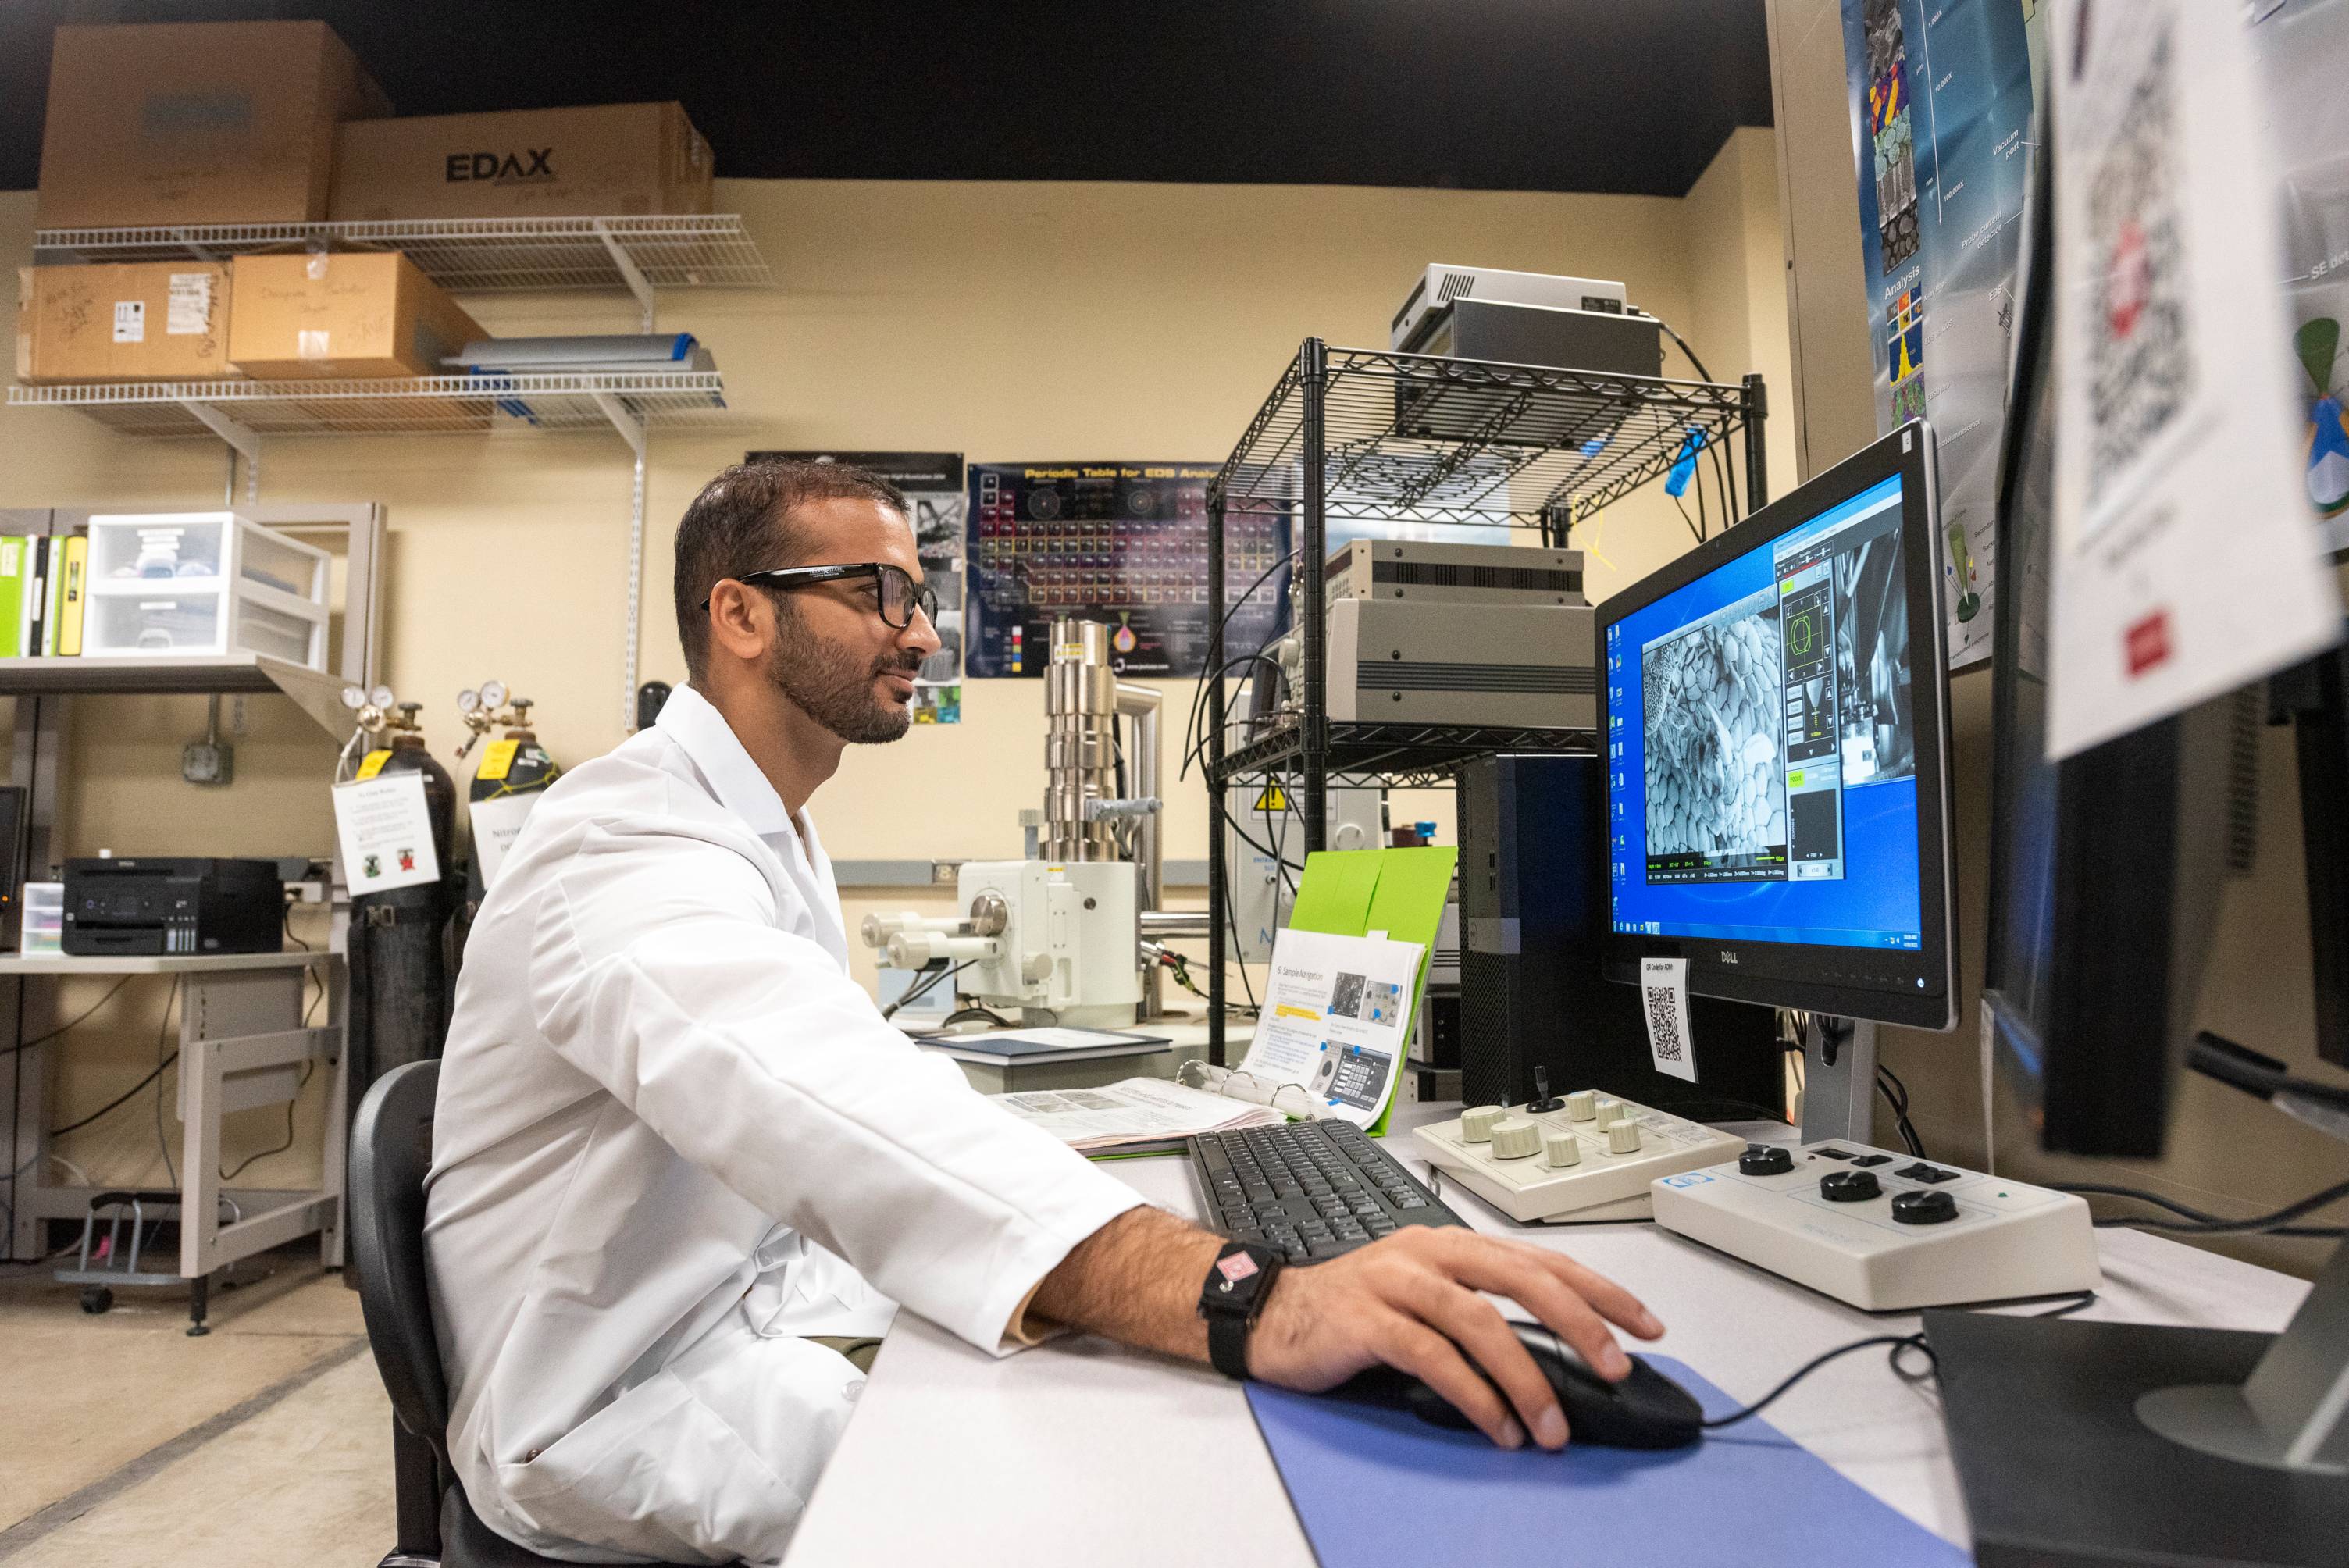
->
[[528, 814, 1147, 1356]]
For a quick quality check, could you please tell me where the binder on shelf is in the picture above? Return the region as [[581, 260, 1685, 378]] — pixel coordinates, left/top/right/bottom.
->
[[0, 538, 32, 657], [54, 537, 87, 657], [25, 538, 51, 659]]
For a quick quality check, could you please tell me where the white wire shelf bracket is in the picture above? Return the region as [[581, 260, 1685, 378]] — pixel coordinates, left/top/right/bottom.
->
[[6, 372, 735, 443], [30, 215, 774, 298]]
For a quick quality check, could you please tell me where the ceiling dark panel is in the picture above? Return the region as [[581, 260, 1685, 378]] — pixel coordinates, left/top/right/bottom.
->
[[0, 1, 1772, 198]]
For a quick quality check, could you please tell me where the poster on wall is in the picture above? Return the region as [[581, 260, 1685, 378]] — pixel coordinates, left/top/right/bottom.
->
[[748, 451, 967, 723], [964, 461, 1290, 679], [1840, 0, 2043, 668]]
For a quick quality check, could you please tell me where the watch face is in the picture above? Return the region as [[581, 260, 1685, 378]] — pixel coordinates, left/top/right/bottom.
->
[[1215, 1250, 1263, 1286]]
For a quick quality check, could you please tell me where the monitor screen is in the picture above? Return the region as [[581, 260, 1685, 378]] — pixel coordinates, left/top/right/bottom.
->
[[1598, 424, 1955, 1028]]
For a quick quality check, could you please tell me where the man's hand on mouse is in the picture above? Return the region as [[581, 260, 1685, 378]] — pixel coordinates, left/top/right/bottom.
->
[[1244, 1227, 1664, 1451]]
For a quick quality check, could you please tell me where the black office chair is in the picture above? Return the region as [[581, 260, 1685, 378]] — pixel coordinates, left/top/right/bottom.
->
[[350, 1059, 572, 1568]]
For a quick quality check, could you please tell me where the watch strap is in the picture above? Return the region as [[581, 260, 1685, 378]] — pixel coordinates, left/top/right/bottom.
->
[[1199, 1241, 1283, 1381], [1207, 1307, 1254, 1380]]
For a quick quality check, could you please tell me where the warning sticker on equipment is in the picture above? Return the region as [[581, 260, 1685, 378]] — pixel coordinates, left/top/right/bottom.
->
[[166, 273, 213, 335], [112, 300, 144, 343], [1253, 784, 1288, 811]]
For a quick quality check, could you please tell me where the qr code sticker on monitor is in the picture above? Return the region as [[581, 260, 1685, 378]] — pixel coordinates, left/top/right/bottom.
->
[[2088, 25, 2196, 492], [1645, 982, 1685, 1065]]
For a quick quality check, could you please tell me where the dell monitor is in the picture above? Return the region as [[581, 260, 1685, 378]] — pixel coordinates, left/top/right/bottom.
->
[[1597, 421, 1959, 1036]]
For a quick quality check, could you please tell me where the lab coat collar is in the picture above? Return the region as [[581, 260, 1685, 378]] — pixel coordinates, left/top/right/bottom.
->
[[655, 683, 792, 839]]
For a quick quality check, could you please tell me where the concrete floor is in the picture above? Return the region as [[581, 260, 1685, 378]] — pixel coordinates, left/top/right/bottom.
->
[[0, 1250, 396, 1566]]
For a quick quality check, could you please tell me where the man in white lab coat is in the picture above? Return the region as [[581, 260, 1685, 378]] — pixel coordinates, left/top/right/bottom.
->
[[427, 459, 1665, 1565]]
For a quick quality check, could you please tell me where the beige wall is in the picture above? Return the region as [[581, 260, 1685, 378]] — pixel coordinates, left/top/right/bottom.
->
[[0, 135, 1791, 1192], [1763, 0, 2341, 1278]]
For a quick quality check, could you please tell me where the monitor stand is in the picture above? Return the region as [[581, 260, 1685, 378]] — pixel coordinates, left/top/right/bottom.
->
[[1927, 1238, 2349, 1566], [1798, 1014, 1879, 1145], [1927, 1045, 2349, 1568]]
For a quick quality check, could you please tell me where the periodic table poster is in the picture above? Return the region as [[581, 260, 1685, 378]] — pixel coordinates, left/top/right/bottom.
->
[[964, 461, 1289, 679]]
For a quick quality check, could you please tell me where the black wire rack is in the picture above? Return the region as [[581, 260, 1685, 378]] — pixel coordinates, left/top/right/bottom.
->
[[1201, 338, 1767, 1061]]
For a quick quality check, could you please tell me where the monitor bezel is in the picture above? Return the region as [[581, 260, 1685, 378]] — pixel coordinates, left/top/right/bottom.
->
[[1596, 419, 1959, 1030]]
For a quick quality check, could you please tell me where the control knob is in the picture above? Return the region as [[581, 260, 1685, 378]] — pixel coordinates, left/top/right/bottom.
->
[[1606, 1120, 1644, 1155], [1738, 1144, 1794, 1176], [1461, 1106, 1508, 1143], [1543, 1131, 1582, 1168], [1592, 1097, 1625, 1128], [1820, 1170, 1882, 1203], [1892, 1189, 1959, 1225], [1563, 1090, 1599, 1121], [1489, 1119, 1542, 1160]]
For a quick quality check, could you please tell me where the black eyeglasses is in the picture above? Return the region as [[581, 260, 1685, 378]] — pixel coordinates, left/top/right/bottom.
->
[[707, 562, 938, 629]]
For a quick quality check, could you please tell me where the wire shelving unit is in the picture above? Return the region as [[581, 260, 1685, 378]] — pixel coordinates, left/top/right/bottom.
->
[[31, 215, 772, 323], [1201, 338, 1769, 1060]]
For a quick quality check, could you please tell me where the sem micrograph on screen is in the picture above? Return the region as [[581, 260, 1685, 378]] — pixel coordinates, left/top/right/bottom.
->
[[1641, 592, 1786, 870]]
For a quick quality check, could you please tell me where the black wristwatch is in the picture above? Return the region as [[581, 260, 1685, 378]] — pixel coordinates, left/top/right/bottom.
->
[[1198, 1240, 1286, 1380]]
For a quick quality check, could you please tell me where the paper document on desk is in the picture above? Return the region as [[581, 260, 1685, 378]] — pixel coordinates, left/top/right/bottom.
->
[[1236, 928, 1420, 1129], [993, 1077, 1283, 1154]]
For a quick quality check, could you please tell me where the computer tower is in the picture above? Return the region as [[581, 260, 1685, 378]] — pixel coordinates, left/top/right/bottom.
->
[[1456, 754, 1781, 1115]]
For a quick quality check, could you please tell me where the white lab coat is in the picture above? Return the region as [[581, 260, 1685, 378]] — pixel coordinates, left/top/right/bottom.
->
[[425, 684, 1145, 1565]]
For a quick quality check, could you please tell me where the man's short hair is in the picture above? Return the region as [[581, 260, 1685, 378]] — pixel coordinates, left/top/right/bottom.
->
[[672, 458, 910, 681]]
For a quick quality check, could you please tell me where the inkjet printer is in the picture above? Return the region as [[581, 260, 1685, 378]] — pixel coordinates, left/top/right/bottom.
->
[[62, 857, 283, 957]]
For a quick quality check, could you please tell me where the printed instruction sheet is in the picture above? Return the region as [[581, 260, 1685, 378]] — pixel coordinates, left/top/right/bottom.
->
[[1236, 928, 1421, 1128]]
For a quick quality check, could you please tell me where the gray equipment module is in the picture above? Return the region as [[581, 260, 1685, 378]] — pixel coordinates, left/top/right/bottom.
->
[[1323, 540, 1585, 608], [1325, 598, 1596, 728]]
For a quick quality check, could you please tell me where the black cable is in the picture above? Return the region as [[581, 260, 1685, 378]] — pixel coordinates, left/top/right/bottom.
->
[[221, 1063, 312, 1182], [0, 975, 133, 1057], [1179, 652, 1285, 782], [941, 1005, 1016, 1030], [155, 978, 181, 1188], [1876, 1066, 1924, 1157], [53, 1048, 179, 1139], [1646, 306, 1743, 526], [220, 967, 326, 1182], [1179, 545, 1300, 782], [2056, 1176, 2349, 1238], [880, 958, 974, 1021], [1700, 1333, 1934, 1430], [1670, 494, 1704, 544], [1658, 1096, 1788, 1124], [1651, 312, 1716, 384]]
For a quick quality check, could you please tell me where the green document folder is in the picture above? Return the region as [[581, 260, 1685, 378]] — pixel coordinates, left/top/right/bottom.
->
[[1285, 846, 1456, 1135]]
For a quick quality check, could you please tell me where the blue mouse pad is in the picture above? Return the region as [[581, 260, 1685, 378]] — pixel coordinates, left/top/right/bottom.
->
[[1244, 1355, 1966, 1568]]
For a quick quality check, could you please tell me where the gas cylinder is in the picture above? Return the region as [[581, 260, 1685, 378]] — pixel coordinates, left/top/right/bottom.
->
[[447, 682, 563, 967], [346, 700, 459, 1096]]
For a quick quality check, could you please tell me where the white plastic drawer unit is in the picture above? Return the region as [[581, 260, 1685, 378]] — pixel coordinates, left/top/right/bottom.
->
[[80, 511, 330, 668]]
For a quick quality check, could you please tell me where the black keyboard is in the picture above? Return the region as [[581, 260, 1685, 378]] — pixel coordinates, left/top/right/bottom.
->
[[1189, 1118, 1468, 1263]]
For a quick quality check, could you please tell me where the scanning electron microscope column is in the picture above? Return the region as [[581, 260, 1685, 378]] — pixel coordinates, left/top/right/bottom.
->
[[1044, 617, 1120, 862]]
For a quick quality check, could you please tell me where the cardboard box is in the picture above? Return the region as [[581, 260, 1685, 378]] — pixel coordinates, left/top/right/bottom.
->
[[226, 253, 483, 380], [330, 103, 712, 221], [17, 262, 234, 383], [37, 21, 390, 230]]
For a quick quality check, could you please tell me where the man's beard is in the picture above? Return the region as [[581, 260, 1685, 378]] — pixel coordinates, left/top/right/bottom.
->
[[765, 605, 923, 743]]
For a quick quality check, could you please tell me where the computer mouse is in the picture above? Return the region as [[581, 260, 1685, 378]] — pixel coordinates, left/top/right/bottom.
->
[[1353, 1320, 1703, 1450]]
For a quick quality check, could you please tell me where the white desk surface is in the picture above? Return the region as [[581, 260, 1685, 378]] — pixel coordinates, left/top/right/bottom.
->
[[785, 1101, 2312, 1567]]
